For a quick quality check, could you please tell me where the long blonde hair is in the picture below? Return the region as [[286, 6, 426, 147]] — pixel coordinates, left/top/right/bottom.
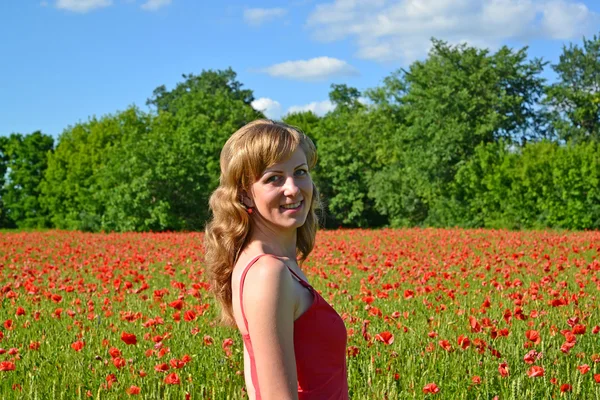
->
[[204, 119, 321, 327]]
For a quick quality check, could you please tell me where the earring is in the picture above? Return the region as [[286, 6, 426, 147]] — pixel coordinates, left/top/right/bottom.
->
[[240, 194, 253, 214]]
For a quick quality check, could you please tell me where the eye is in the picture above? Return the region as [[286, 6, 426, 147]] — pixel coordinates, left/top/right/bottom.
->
[[266, 175, 278, 183], [296, 169, 308, 176]]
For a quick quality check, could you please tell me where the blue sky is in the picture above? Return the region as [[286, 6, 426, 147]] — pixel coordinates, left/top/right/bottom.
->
[[1, 0, 599, 138]]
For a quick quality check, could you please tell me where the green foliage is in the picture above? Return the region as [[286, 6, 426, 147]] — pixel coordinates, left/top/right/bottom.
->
[[147, 68, 254, 115], [281, 111, 321, 144], [41, 69, 262, 232], [312, 86, 389, 228], [9, 34, 600, 232], [368, 39, 547, 227], [40, 107, 149, 231], [451, 140, 600, 230], [0, 136, 10, 226], [544, 33, 600, 143], [1, 132, 54, 228]]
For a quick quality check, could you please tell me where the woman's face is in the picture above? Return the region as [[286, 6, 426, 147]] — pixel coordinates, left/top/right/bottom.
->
[[247, 147, 313, 232]]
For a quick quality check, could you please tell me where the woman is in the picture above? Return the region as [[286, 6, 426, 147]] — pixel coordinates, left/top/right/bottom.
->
[[204, 120, 349, 400]]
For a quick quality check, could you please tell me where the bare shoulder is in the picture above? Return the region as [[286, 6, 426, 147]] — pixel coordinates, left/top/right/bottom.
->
[[243, 256, 294, 299], [242, 256, 296, 322]]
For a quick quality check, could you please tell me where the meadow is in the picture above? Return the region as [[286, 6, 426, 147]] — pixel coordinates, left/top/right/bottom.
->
[[0, 228, 599, 399]]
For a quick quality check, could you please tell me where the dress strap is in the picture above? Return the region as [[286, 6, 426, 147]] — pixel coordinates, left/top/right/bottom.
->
[[239, 253, 310, 331]]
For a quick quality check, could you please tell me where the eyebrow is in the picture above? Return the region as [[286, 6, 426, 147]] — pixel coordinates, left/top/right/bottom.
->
[[265, 163, 308, 173]]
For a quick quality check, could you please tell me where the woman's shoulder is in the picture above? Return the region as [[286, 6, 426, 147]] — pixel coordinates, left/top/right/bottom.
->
[[231, 254, 296, 335], [234, 253, 290, 291]]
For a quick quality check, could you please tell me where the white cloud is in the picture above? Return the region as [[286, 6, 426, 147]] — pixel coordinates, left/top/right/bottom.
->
[[307, 0, 600, 63], [55, 0, 112, 13], [286, 100, 336, 116], [140, 0, 172, 11], [259, 56, 359, 81], [244, 7, 287, 26], [251, 97, 283, 119]]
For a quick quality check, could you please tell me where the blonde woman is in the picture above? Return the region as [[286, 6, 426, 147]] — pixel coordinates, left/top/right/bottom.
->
[[204, 120, 349, 400]]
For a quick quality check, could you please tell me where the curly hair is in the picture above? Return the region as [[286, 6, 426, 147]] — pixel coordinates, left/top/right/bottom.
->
[[204, 119, 322, 328]]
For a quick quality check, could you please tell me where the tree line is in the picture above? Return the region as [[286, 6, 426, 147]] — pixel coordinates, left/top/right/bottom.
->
[[1, 35, 599, 232]]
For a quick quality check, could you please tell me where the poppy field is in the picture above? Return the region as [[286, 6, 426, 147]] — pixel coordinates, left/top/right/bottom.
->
[[0, 228, 599, 399]]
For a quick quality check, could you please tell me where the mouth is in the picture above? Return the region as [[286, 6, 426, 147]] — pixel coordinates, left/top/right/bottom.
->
[[280, 200, 303, 212]]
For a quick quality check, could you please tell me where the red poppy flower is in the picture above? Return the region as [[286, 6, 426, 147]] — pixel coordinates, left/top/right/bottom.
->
[[127, 385, 141, 395], [347, 346, 360, 357], [561, 342, 575, 353], [472, 376, 481, 385], [523, 350, 538, 364], [578, 364, 590, 375], [71, 341, 85, 352], [469, 316, 482, 333], [0, 361, 15, 371], [157, 347, 170, 358], [154, 363, 169, 372], [168, 299, 183, 310], [15, 307, 25, 316], [203, 335, 213, 346], [368, 307, 382, 317], [112, 357, 126, 369], [164, 372, 180, 385], [438, 340, 451, 352], [527, 366, 544, 378], [108, 347, 121, 358], [457, 335, 470, 350], [105, 374, 117, 389], [222, 338, 234, 350], [525, 330, 541, 344], [121, 332, 137, 345], [498, 362, 509, 377], [422, 382, 439, 394], [169, 359, 185, 369], [375, 331, 394, 345], [560, 384, 572, 392], [572, 324, 586, 335], [594, 374, 600, 383], [362, 295, 375, 305], [183, 310, 196, 322]]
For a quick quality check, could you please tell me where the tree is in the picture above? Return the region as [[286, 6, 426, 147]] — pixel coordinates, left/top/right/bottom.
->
[[367, 39, 547, 227], [310, 84, 388, 228], [40, 107, 149, 231], [328, 84, 364, 112], [0, 136, 10, 227], [282, 111, 321, 144], [1, 132, 54, 228], [97, 68, 263, 231], [544, 33, 600, 143], [147, 68, 255, 115]]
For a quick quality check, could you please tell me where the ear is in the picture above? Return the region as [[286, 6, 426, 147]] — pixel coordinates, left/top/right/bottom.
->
[[240, 190, 255, 208]]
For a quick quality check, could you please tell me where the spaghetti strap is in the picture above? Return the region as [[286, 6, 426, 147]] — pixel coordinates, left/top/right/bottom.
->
[[239, 253, 312, 332], [285, 266, 311, 288]]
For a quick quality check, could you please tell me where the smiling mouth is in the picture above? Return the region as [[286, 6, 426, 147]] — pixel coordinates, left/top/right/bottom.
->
[[280, 200, 303, 210]]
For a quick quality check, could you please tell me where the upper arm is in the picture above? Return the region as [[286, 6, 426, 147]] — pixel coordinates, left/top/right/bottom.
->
[[242, 257, 298, 400]]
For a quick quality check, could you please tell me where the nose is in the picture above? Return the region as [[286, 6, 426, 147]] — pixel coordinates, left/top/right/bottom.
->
[[282, 176, 300, 197]]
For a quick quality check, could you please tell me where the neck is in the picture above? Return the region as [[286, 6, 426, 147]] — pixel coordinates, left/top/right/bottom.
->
[[246, 223, 298, 260]]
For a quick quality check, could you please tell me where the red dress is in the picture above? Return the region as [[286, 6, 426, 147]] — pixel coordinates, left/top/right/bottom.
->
[[239, 253, 349, 400]]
